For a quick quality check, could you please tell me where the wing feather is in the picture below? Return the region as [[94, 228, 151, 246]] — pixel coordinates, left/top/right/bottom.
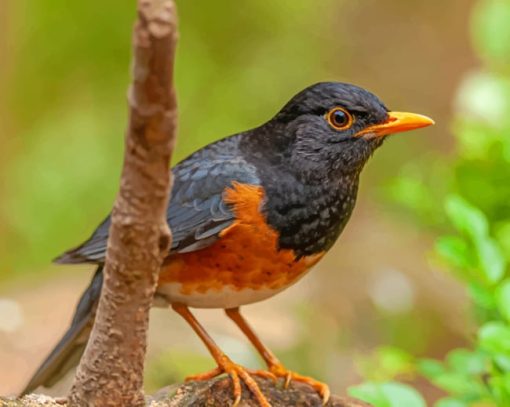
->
[[54, 136, 260, 264]]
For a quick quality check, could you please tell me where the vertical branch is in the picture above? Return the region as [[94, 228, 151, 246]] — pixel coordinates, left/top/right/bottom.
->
[[68, 0, 178, 405]]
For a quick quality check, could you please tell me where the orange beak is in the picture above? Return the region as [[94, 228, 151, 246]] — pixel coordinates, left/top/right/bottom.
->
[[355, 111, 435, 138]]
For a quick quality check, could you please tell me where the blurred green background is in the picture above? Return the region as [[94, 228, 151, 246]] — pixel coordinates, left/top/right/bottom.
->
[[2, 0, 510, 406]]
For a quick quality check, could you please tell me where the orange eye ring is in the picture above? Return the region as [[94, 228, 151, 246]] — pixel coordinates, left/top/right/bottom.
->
[[326, 107, 354, 131]]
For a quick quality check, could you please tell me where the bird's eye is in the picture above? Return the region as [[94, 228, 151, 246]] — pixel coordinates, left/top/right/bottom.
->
[[326, 107, 353, 131]]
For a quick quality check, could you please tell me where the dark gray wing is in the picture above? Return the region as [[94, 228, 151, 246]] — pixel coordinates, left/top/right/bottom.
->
[[54, 136, 260, 264]]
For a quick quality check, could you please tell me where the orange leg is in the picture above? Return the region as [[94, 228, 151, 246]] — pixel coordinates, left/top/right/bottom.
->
[[225, 307, 330, 404], [171, 303, 271, 407]]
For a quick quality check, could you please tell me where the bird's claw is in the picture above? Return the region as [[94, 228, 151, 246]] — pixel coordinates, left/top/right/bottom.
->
[[185, 356, 271, 407], [269, 364, 330, 405]]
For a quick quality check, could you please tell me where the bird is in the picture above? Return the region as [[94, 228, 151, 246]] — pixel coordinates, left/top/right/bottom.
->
[[21, 82, 434, 406]]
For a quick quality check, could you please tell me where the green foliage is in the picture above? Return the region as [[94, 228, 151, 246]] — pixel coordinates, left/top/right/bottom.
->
[[356, 347, 416, 382], [351, 0, 510, 405], [418, 349, 490, 402], [349, 382, 426, 407], [496, 280, 510, 321], [442, 194, 505, 285], [472, 0, 510, 65]]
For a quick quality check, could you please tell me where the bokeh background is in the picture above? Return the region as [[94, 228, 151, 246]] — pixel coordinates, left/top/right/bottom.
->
[[2, 0, 510, 405]]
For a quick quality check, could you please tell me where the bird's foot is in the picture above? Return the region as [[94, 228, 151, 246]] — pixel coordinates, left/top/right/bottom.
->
[[185, 355, 271, 407], [268, 363, 330, 404]]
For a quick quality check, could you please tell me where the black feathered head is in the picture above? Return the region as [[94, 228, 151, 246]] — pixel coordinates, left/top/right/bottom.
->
[[269, 82, 434, 177]]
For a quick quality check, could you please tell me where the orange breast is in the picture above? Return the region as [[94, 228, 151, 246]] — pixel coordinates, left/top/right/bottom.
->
[[158, 182, 324, 296]]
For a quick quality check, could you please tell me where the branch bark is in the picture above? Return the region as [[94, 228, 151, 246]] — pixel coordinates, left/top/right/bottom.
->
[[152, 378, 373, 407], [67, 0, 178, 405], [3, 378, 372, 407]]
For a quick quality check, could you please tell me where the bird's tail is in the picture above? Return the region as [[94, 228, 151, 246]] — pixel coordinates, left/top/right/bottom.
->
[[20, 266, 103, 396]]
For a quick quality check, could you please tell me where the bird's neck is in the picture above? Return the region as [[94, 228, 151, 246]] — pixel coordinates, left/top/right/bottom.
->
[[239, 124, 361, 257]]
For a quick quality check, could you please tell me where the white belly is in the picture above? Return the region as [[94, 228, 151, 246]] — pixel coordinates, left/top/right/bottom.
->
[[155, 283, 289, 309]]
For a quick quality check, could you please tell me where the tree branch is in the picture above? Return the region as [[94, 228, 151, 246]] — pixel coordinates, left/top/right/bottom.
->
[[67, 0, 178, 405], [152, 378, 373, 407], [3, 378, 372, 406]]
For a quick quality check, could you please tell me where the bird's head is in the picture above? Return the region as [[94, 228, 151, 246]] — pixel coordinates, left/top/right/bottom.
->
[[270, 82, 434, 178]]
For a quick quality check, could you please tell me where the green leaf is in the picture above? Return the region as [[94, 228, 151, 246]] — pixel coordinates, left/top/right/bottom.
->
[[446, 349, 487, 375], [349, 382, 390, 407], [469, 282, 497, 310], [419, 353, 488, 397], [348, 382, 426, 407], [444, 194, 507, 284], [377, 347, 415, 378], [435, 236, 474, 270], [355, 346, 415, 382], [478, 322, 510, 354], [445, 195, 488, 240], [497, 280, 510, 322], [434, 372, 480, 395], [495, 222, 510, 261], [418, 359, 446, 380], [435, 398, 468, 407], [494, 355, 510, 372], [489, 373, 510, 405], [476, 237, 506, 284]]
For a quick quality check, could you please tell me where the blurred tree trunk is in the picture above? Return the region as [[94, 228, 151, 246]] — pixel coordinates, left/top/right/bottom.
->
[[67, 0, 178, 405]]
